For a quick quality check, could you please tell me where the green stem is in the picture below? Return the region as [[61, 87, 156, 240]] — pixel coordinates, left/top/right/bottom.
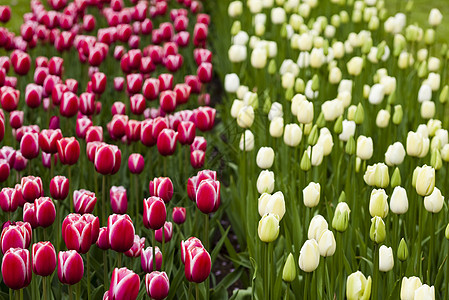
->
[[68, 286, 73, 300], [102, 175, 106, 226], [324, 258, 332, 300], [267, 242, 273, 300], [76, 282, 80, 300], [9, 289, 13, 300], [103, 251, 108, 291], [117, 252, 122, 267], [56, 200, 61, 253], [162, 225, 165, 270], [373, 243, 379, 300], [43, 277, 47, 300], [152, 231, 156, 271], [304, 273, 310, 300], [285, 283, 290, 300], [87, 252, 91, 300], [195, 283, 199, 300], [69, 166, 73, 212], [417, 201, 423, 278], [428, 213, 435, 284], [134, 174, 139, 236], [204, 214, 209, 299]]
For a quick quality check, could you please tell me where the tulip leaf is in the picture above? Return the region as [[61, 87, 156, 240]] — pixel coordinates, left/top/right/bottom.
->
[[213, 267, 244, 293], [211, 223, 231, 263], [217, 220, 239, 262], [167, 267, 186, 300]]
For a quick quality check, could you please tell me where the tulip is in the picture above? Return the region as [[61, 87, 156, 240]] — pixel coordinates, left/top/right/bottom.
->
[[413, 165, 435, 196], [414, 284, 435, 299], [356, 136, 373, 160], [0, 187, 19, 212], [149, 177, 174, 203], [385, 142, 406, 166], [401, 276, 422, 300], [406, 131, 430, 158], [32, 241, 56, 276], [303, 182, 320, 208], [128, 153, 144, 174], [370, 216, 386, 244], [0, 87, 19, 112], [256, 147, 274, 169], [60, 92, 79, 118], [298, 239, 320, 272], [284, 123, 302, 147], [196, 179, 220, 214], [62, 214, 98, 254], [258, 213, 280, 243], [21, 176, 43, 203], [1, 222, 32, 254], [20, 132, 39, 159], [191, 136, 207, 152], [194, 107, 216, 131], [177, 121, 196, 145], [0, 5, 11, 23], [39, 129, 62, 154], [346, 271, 372, 300], [379, 245, 394, 272], [143, 196, 166, 230], [108, 267, 140, 300], [125, 235, 145, 258], [35, 197, 56, 228], [86, 126, 103, 143], [157, 129, 178, 156], [57, 137, 80, 165], [369, 189, 389, 218], [256, 170, 275, 194], [146, 271, 170, 300], [96, 227, 110, 250], [141, 246, 162, 273], [129, 94, 146, 115], [95, 144, 116, 175], [172, 207, 186, 224], [308, 215, 328, 241], [318, 230, 336, 257], [58, 250, 84, 285], [76, 117, 92, 139], [2, 248, 32, 289], [174, 84, 191, 105], [73, 189, 97, 214], [258, 192, 285, 220], [424, 187, 444, 213], [190, 150, 205, 169], [108, 214, 135, 253], [91, 72, 107, 94], [110, 186, 128, 214], [9, 111, 23, 129], [49, 176, 69, 201], [143, 78, 160, 100], [184, 245, 211, 283]]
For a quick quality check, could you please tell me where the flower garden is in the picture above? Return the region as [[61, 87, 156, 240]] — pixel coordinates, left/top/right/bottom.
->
[[0, 0, 448, 299]]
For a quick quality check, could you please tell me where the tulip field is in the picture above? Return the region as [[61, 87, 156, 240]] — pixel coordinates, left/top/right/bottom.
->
[[1, 0, 449, 299]]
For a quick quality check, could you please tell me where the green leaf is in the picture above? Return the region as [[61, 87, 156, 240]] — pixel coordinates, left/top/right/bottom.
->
[[211, 224, 231, 263]]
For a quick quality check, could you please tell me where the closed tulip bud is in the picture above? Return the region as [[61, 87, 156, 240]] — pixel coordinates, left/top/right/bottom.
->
[[108, 267, 140, 300], [258, 191, 285, 220], [108, 214, 135, 253], [73, 190, 97, 215], [96, 227, 109, 250], [143, 197, 166, 230], [439, 85, 449, 104], [128, 153, 144, 174], [172, 207, 186, 224], [239, 130, 254, 151], [149, 177, 173, 203], [400, 276, 422, 300], [308, 215, 328, 241], [2, 248, 32, 290], [20, 132, 39, 159], [23, 203, 37, 228], [339, 120, 356, 142], [318, 229, 336, 257], [110, 186, 127, 214], [414, 165, 435, 196], [356, 136, 373, 160], [21, 176, 43, 203], [354, 103, 365, 125], [414, 284, 435, 300], [429, 8, 442, 27], [378, 245, 394, 272], [1, 222, 32, 254], [347, 56, 364, 76], [332, 202, 350, 232], [58, 250, 83, 285], [370, 216, 386, 244], [258, 213, 280, 243], [256, 170, 274, 194], [124, 235, 145, 258], [397, 238, 408, 261], [282, 253, 296, 282], [145, 271, 169, 300], [269, 117, 283, 138], [299, 239, 320, 272], [346, 271, 372, 300], [423, 186, 444, 213], [303, 182, 320, 208], [369, 189, 389, 218], [256, 147, 274, 169], [364, 163, 389, 188], [57, 137, 80, 165], [237, 106, 254, 128], [283, 123, 302, 147], [32, 241, 56, 277], [35, 197, 55, 228], [155, 222, 173, 243], [0, 188, 19, 212], [184, 244, 211, 283]]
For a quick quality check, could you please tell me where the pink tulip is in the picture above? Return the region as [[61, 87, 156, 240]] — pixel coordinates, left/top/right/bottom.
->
[[165, 54, 183, 72], [52, 84, 68, 106], [20, 132, 39, 159], [197, 62, 212, 83], [50, 175, 69, 200], [111, 102, 126, 116], [149, 177, 173, 203], [62, 214, 95, 254], [73, 189, 97, 215], [114, 46, 125, 60], [33, 67, 48, 86], [194, 107, 216, 131], [157, 129, 178, 156], [108, 115, 128, 140], [128, 49, 142, 70], [109, 267, 140, 300], [196, 179, 220, 214], [39, 129, 62, 154], [91, 72, 107, 94], [181, 237, 203, 264], [184, 75, 201, 94], [190, 150, 205, 169], [145, 271, 169, 300], [126, 74, 143, 94], [143, 197, 166, 230], [0, 86, 20, 112], [96, 227, 110, 250], [86, 126, 104, 143], [141, 246, 162, 273], [152, 117, 169, 140], [32, 241, 56, 276], [177, 121, 196, 145], [1, 248, 32, 289], [128, 153, 144, 174], [23, 203, 37, 228], [57, 137, 80, 165], [12, 51, 31, 75], [0, 188, 19, 212], [0, 6, 11, 23], [21, 176, 43, 203], [193, 23, 208, 43], [129, 94, 146, 115], [191, 136, 207, 152], [76, 117, 93, 139], [60, 91, 79, 118], [124, 235, 145, 257], [58, 250, 84, 285], [94, 144, 116, 175], [174, 84, 191, 105], [143, 78, 160, 101], [184, 245, 211, 283], [172, 207, 186, 225], [155, 222, 173, 243], [108, 214, 135, 253], [159, 74, 173, 91], [174, 31, 190, 47], [0, 158, 9, 182], [10, 110, 23, 129], [1, 222, 32, 254], [42, 153, 56, 169], [79, 92, 96, 116], [110, 186, 127, 214], [125, 120, 141, 142], [35, 197, 56, 228], [83, 15, 96, 32], [13, 151, 27, 172], [48, 57, 63, 76], [140, 56, 155, 74], [113, 77, 125, 92], [193, 48, 212, 66], [159, 90, 177, 113]]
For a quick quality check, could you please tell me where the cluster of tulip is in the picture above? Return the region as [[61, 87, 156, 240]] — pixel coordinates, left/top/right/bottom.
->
[[0, 0, 222, 299], [212, 0, 449, 298]]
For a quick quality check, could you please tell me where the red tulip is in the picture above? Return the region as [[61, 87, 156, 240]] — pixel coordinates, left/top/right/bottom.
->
[[126, 74, 143, 95], [155, 222, 173, 243], [129, 94, 146, 115], [114, 77, 125, 91], [184, 245, 211, 283], [168, 114, 182, 131], [50, 175, 69, 200], [197, 62, 212, 83], [145, 271, 169, 300], [108, 214, 135, 253], [35, 197, 56, 228], [165, 54, 183, 72], [141, 246, 162, 273], [33, 67, 48, 85], [91, 72, 107, 94], [94, 144, 116, 175], [184, 75, 201, 94], [0, 86, 20, 112], [88, 47, 103, 67], [196, 179, 220, 214], [174, 84, 191, 105], [172, 207, 186, 224], [110, 186, 127, 214], [128, 153, 144, 174], [1, 222, 32, 254], [143, 196, 166, 230], [149, 177, 173, 203], [21, 176, 43, 203], [0, 146, 15, 167], [23, 204, 36, 229], [143, 78, 160, 101], [58, 250, 84, 285], [174, 15, 188, 32], [114, 46, 125, 60], [145, 45, 162, 64], [190, 136, 207, 152], [86, 126, 104, 143], [194, 107, 216, 131], [177, 121, 196, 145], [159, 74, 173, 91], [193, 23, 208, 43], [20, 132, 39, 159], [109, 267, 140, 300], [159, 91, 177, 113], [181, 237, 203, 264], [0, 187, 19, 212], [39, 129, 62, 154], [1, 248, 32, 289], [141, 19, 153, 35], [42, 152, 57, 169], [0, 159, 9, 182], [25, 84, 43, 108], [96, 227, 110, 250], [65, 79, 78, 94], [12, 51, 31, 75], [73, 189, 97, 215], [157, 129, 178, 156], [79, 93, 96, 116], [76, 117, 93, 139], [0, 6, 11, 23], [62, 214, 95, 254], [57, 137, 80, 165], [108, 114, 128, 140], [51, 83, 68, 106], [48, 57, 64, 76], [60, 91, 79, 118], [190, 150, 205, 169], [124, 235, 145, 257], [32, 241, 56, 276]]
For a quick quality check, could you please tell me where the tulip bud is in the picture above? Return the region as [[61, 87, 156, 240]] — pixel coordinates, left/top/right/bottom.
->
[[414, 165, 435, 196], [370, 216, 386, 244], [346, 271, 372, 300], [332, 202, 350, 232], [155, 222, 173, 243], [258, 192, 285, 220], [303, 182, 320, 208], [110, 186, 127, 214], [397, 238, 408, 262], [32, 241, 56, 277], [258, 213, 280, 243], [300, 150, 311, 171], [108, 214, 135, 253], [2, 248, 32, 289], [108, 268, 140, 300], [143, 197, 166, 230], [58, 250, 84, 285], [318, 230, 336, 257], [145, 271, 169, 300], [378, 245, 394, 272], [172, 207, 186, 225], [35, 197, 56, 228], [357, 136, 373, 160], [298, 239, 320, 272], [308, 215, 328, 241], [282, 253, 296, 282], [414, 284, 435, 299], [390, 186, 408, 214]]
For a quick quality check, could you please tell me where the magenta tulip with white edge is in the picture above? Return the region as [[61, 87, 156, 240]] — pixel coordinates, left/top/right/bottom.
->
[[159, 90, 177, 113], [32, 241, 56, 276], [0, 146, 15, 168], [157, 128, 178, 156], [12, 51, 31, 75], [50, 175, 69, 200], [184, 245, 211, 283], [124, 235, 145, 258], [141, 246, 163, 273], [143, 196, 167, 230], [60, 91, 79, 118], [23, 203, 37, 228], [128, 153, 144, 174], [0, 187, 19, 212], [65, 79, 78, 94], [86, 126, 104, 143], [126, 73, 143, 94], [1, 222, 32, 254], [95, 144, 116, 175], [79, 93, 95, 116], [109, 267, 140, 300], [51, 84, 68, 106], [73, 189, 97, 215], [108, 214, 135, 253], [35, 197, 56, 228], [108, 115, 128, 140], [91, 72, 107, 94], [181, 237, 204, 264], [2, 248, 32, 289], [96, 227, 110, 250], [10, 110, 23, 129], [39, 129, 62, 154], [48, 57, 63, 76], [21, 176, 43, 203], [129, 94, 146, 115], [177, 121, 196, 145], [62, 214, 95, 254], [113, 77, 125, 92], [110, 186, 128, 214], [191, 136, 207, 152], [57, 137, 80, 165], [143, 78, 160, 100], [196, 179, 220, 214], [125, 120, 141, 142], [152, 117, 169, 140], [187, 176, 199, 201], [20, 132, 39, 159], [194, 107, 216, 131], [172, 207, 186, 224], [155, 222, 173, 243], [174, 84, 191, 105], [190, 150, 205, 169], [159, 74, 173, 91], [76, 117, 92, 139], [25, 83, 43, 108], [149, 177, 174, 203], [58, 250, 84, 285], [146, 271, 170, 300]]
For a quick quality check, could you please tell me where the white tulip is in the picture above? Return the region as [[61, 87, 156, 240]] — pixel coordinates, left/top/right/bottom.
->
[[303, 182, 320, 208], [339, 120, 356, 142], [268, 102, 283, 121], [424, 187, 444, 213], [427, 72, 440, 91], [230, 100, 244, 118], [338, 79, 353, 94], [284, 123, 302, 147], [233, 31, 249, 45], [347, 56, 364, 76], [251, 48, 267, 69], [421, 101, 435, 119], [385, 142, 406, 166], [310, 48, 325, 68], [224, 73, 240, 93], [390, 186, 408, 214], [239, 130, 254, 151], [270, 117, 284, 138], [318, 230, 336, 257], [317, 128, 334, 156], [291, 94, 306, 116], [256, 170, 275, 194], [379, 245, 394, 272], [256, 147, 275, 169], [418, 84, 432, 102], [308, 215, 328, 241], [271, 7, 286, 24], [400, 276, 422, 300], [297, 100, 314, 124], [298, 239, 320, 272], [357, 136, 374, 160], [228, 1, 243, 17], [236, 85, 249, 99], [228, 45, 247, 63], [428, 8, 443, 27], [414, 284, 435, 300], [237, 106, 254, 128], [376, 109, 390, 128], [368, 84, 385, 105], [321, 99, 343, 121]]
